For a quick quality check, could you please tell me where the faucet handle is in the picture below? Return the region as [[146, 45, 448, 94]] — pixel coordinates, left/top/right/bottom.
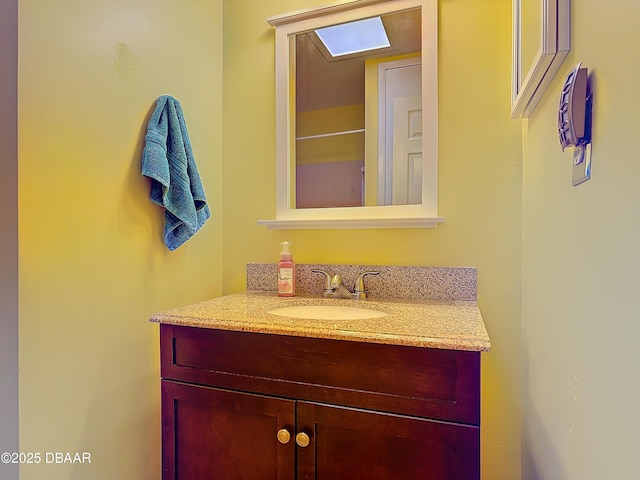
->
[[311, 269, 332, 291], [330, 274, 344, 288], [353, 271, 380, 297]]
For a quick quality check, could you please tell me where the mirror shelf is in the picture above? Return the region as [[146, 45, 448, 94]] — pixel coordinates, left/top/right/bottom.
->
[[260, 0, 440, 230], [257, 213, 444, 230]]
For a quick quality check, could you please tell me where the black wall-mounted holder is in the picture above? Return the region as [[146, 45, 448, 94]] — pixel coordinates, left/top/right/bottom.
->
[[558, 63, 593, 186]]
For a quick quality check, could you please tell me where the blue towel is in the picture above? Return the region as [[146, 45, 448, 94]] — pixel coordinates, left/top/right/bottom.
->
[[142, 95, 210, 250]]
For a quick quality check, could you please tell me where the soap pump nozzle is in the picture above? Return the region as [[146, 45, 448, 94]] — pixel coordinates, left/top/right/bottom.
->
[[280, 241, 292, 259]]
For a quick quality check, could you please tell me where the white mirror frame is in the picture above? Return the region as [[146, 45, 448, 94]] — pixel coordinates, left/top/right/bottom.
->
[[258, 0, 443, 229], [511, 0, 570, 119]]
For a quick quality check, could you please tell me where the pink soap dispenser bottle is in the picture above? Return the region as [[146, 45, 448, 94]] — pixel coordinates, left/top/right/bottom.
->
[[277, 241, 295, 297]]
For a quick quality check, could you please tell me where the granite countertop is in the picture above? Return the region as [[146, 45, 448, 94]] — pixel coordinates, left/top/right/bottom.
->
[[149, 291, 491, 352]]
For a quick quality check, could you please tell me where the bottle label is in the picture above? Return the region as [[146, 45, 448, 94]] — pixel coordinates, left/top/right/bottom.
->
[[278, 268, 293, 294]]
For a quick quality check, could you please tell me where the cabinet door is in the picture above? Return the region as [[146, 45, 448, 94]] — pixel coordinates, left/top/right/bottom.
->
[[162, 381, 295, 480], [296, 402, 479, 480]]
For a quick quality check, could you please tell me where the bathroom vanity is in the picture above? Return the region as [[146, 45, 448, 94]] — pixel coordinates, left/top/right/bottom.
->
[[152, 281, 490, 480]]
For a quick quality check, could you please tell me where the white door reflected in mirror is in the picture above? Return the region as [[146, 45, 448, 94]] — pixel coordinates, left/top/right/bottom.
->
[[379, 59, 422, 206]]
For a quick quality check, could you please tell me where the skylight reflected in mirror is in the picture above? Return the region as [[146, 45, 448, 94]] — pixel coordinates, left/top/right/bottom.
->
[[315, 17, 390, 57]]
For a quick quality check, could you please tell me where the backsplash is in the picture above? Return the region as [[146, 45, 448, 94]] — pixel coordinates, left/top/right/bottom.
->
[[246, 263, 476, 301]]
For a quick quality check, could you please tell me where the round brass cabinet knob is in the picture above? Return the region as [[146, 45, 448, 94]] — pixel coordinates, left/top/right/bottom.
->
[[295, 432, 310, 448], [277, 429, 291, 444]]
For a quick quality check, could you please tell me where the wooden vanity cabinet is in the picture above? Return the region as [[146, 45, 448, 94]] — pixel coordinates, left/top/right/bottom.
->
[[160, 324, 481, 480]]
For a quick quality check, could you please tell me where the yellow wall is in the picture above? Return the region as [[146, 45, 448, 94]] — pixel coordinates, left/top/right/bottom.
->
[[18, 0, 223, 478], [521, 1, 640, 479], [10, 0, 531, 478], [0, 0, 19, 478], [13, 1, 640, 478], [223, 1, 522, 478]]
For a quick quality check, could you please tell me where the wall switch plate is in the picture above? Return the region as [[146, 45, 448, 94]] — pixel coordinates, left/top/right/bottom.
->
[[572, 143, 591, 186]]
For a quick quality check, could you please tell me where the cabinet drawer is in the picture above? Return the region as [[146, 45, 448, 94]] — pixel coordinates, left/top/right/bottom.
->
[[160, 324, 480, 425]]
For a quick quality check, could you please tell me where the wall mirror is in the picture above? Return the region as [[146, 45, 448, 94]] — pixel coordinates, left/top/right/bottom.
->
[[511, 0, 570, 119], [259, 0, 442, 229]]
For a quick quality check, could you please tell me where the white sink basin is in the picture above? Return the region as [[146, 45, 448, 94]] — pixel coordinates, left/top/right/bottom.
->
[[268, 305, 389, 321]]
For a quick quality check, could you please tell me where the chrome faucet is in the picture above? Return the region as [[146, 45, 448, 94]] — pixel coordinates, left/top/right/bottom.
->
[[311, 269, 379, 299]]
